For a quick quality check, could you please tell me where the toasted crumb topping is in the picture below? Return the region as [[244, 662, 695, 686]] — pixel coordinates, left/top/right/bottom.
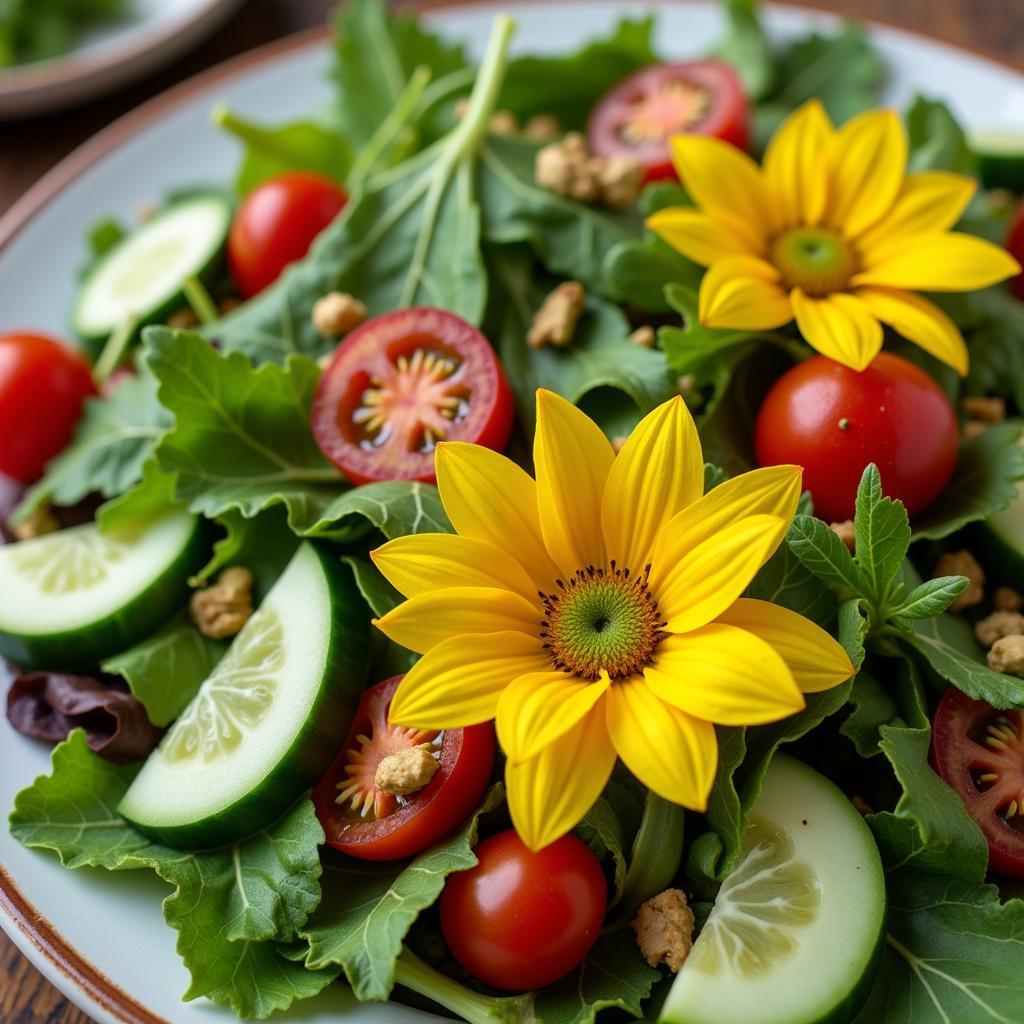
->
[[190, 566, 254, 640], [988, 635, 1024, 677], [933, 550, 985, 613], [829, 520, 855, 553], [528, 281, 587, 349], [975, 610, 1024, 648], [375, 745, 439, 796], [312, 292, 368, 339], [631, 888, 695, 973]]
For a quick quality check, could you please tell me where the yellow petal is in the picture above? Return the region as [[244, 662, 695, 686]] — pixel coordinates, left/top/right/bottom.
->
[[856, 286, 969, 376], [605, 678, 716, 811], [601, 396, 703, 572], [435, 441, 560, 592], [670, 134, 777, 240], [496, 670, 610, 764], [645, 624, 804, 724], [717, 598, 854, 693], [791, 288, 884, 371], [854, 232, 1022, 292], [374, 587, 541, 655], [506, 704, 616, 851], [371, 533, 537, 602], [646, 207, 763, 267], [857, 171, 977, 248], [650, 465, 802, 593], [388, 631, 548, 729], [764, 99, 833, 227], [826, 109, 907, 238], [699, 256, 794, 331], [534, 389, 614, 577]]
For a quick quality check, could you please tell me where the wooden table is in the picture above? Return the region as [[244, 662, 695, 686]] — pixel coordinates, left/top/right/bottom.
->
[[1, 0, 1022, 1021]]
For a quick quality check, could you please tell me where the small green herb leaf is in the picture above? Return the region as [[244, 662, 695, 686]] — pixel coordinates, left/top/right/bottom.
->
[[787, 515, 866, 594], [854, 464, 911, 604], [888, 576, 969, 625]]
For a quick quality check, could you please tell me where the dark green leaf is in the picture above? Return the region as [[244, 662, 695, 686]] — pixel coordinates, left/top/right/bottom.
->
[[746, 538, 838, 629], [301, 481, 452, 542], [786, 514, 866, 593], [889, 576, 969, 624], [614, 792, 685, 922], [499, 17, 657, 129], [603, 235, 702, 314], [838, 598, 870, 669], [840, 670, 899, 757], [910, 422, 1024, 540], [576, 797, 627, 901], [711, 0, 775, 100], [905, 95, 974, 174], [854, 464, 911, 604]]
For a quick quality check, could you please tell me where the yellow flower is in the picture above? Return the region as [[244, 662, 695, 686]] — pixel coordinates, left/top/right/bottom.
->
[[370, 391, 853, 851], [647, 101, 1021, 375]]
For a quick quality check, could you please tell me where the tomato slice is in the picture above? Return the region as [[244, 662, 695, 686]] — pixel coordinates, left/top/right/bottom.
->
[[1006, 197, 1024, 303], [931, 687, 1024, 877], [312, 676, 495, 861], [310, 308, 515, 485], [587, 60, 750, 181]]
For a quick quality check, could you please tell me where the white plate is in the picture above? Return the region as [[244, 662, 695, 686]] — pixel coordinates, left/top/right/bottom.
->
[[0, 4, 1022, 1022], [0, 0, 243, 119]]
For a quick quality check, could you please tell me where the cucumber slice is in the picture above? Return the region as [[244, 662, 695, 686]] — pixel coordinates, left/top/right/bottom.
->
[[71, 193, 231, 345], [0, 513, 207, 671], [660, 756, 885, 1024], [975, 424, 1024, 585], [971, 131, 1024, 192], [119, 543, 368, 849]]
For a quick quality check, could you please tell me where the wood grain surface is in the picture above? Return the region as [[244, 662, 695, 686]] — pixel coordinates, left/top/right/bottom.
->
[[0, 1, 1022, 1022]]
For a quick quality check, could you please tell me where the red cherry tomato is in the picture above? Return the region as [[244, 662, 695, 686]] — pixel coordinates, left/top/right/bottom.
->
[[440, 830, 607, 991], [1006, 198, 1024, 302], [0, 333, 97, 484], [931, 687, 1024, 877], [313, 676, 495, 862], [587, 60, 749, 182], [228, 172, 347, 297], [754, 353, 959, 523], [310, 307, 515, 485]]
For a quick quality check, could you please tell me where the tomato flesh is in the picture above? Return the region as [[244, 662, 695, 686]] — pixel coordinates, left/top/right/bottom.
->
[[754, 352, 959, 522], [931, 687, 1024, 877], [311, 307, 515, 485], [1006, 198, 1024, 303], [313, 676, 495, 861], [440, 830, 607, 991], [0, 332, 97, 484], [587, 60, 749, 181], [228, 171, 347, 297]]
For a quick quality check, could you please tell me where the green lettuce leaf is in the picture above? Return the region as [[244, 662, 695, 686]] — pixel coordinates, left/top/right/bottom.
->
[[710, 0, 774, 100], [302, 785, 503, 999], [9, 732, 332, 1019], [905, 96, 974, 174]]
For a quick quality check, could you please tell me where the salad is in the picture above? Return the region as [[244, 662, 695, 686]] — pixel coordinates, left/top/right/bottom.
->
[[4, 1, 1024, 1022]]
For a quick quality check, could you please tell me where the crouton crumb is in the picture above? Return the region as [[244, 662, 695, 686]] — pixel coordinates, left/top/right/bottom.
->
[[312, 292, 367, 338], [975, 610, 1024, 648], [961, 396, 1006, 424], [528, 281, 586, 349], [631, 889, 694, 973], [524, 114, 563, 141], [375, 745, 439, 796], [597, 154, 646, 210], [190, 567, 254, 639], [629, 326, 656, 348], [933, 550, 985, 613], [830, 520, 855, 553], [988, 635, 1024, 677], [535, 132, 643, 209], [995, 586, 1024, 612]]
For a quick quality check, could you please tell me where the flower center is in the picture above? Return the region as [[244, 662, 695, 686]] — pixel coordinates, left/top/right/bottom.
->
[[769, 227, 859, 297], [540, 564, 665, 681]]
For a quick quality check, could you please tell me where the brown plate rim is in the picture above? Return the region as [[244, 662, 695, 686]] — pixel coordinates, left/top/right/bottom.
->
[[0, 3, 1021, 1022]]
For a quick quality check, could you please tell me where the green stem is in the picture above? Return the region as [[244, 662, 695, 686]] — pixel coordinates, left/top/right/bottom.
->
[[610, 792, 686, 925], [347, 64, 432, 190], [92, 317, 138, 386], [394, 949, 534, 1024], [182, 275, 219, 325]]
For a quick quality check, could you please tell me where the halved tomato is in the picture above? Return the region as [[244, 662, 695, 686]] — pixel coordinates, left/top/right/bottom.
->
[[310, 308, 515, 485], [931, 686, 1024, 877], [313, 676, 495, 861], [587, 60, 749, 182], [1006, 197, 1024, 302]]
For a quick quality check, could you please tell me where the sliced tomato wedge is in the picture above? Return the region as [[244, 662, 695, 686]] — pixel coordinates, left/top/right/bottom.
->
[[1006, 197, 1024, 302], [310, 308, 515, 485], [931, 687, 1024, 877], [313, 676, 495, 861], [587, 60, 749, 181]]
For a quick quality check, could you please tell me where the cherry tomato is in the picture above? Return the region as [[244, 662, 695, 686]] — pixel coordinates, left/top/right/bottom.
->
[[440, 830, 607, 991], [587, 60, 749, 182], [0, 333, 97, 484], [754, 353, 958, 523], [228, 172, 347, 297], [1005, 198, 1024, 303], [313, 676, 495, 861], [931, 687, 1024, 877], [310, 307, 515, 485]]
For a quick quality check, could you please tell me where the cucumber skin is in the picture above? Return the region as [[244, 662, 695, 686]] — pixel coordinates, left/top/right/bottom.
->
[[121, 548, 370, 850], [71, 195, 231, 352], [0, 517, 210, 672]]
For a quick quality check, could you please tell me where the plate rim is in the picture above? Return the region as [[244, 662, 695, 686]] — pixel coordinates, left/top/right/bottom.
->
[[0, 3, 1022, 1022]]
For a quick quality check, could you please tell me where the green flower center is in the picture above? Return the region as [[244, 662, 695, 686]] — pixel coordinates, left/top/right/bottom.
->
[[769, 227, 859, 296], [541, 565, 665, 681]]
